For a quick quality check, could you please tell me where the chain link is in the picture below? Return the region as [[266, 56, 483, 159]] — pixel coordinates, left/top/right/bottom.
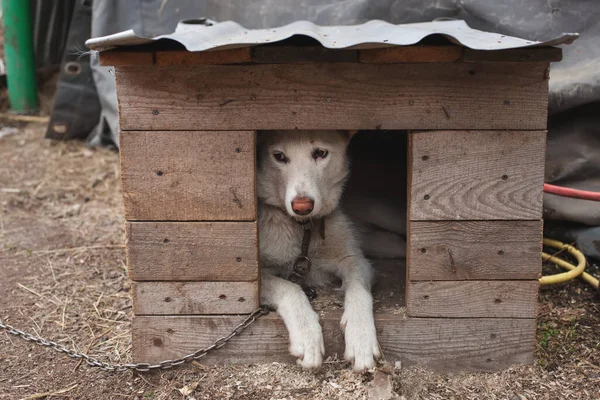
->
[[0, 306, 269, 372]]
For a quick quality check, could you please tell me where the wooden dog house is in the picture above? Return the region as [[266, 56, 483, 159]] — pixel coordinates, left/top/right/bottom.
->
[[93, 21, 566, 372]]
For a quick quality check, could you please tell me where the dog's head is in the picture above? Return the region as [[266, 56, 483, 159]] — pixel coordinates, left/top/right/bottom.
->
[[257, 130, 355, 220]]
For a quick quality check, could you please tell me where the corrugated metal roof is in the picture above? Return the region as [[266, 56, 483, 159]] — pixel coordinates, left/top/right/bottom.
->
[[86, 19, 578, 52]]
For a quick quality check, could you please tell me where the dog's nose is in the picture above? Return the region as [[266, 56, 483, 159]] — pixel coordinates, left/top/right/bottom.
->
[[291, 196, 314, 216]]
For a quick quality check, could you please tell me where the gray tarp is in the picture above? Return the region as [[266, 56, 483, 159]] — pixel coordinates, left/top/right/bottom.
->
[[89, 0, 600, 258]]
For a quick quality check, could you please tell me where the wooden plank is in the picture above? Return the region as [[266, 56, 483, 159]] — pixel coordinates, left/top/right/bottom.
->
[[407, 281, 539, 318], [132, 314, 535, 372], [99, 46, 559, 66], [252, 46, 357, 63], [115, 62, 549, 131], [155, 48, 252, 65], [133, 281, 258, 315], [99, 51, 154, 67], [360, 46, 463, 63], [409, 220, 543, 281], [120, 131, 256, 221], [127, 222, 258, 281], [409, 130, 546, 221], [464, 47, 562, 63]]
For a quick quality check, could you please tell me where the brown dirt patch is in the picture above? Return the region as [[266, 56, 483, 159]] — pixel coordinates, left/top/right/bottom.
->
[[0, 123, 599, 399]]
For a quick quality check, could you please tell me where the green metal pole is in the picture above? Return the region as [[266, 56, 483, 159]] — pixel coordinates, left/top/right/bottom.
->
[[1, 0, 38, 113]]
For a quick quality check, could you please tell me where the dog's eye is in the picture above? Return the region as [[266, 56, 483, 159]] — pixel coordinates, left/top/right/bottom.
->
[[312, 149, 328, 160], [273, 152, 288, 163]]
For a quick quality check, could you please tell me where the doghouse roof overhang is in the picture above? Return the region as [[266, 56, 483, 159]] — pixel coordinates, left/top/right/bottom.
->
[[86, 19, 577, 53]]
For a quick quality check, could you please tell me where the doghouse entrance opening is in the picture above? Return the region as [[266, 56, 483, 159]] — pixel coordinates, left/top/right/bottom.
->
[[258, 130, 408, 314]]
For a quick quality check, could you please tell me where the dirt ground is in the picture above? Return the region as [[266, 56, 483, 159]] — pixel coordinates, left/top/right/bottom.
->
[[0, 122, 599, 400]]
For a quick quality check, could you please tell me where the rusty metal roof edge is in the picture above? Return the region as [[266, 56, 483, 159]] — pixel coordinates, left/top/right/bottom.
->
[[85, 19, 579, 52]]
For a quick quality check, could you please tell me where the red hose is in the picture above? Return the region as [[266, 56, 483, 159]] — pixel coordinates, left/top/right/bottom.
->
[[544, 183, 600, 201]]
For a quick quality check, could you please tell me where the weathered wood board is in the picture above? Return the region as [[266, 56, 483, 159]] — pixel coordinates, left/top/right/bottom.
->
[[409, 130, 546, 220], [98, 51, 154, 66], [252, 46, 358, 63], [463, 47, 562, 63], [126, 222, 258, 281], [120, 131, 256, 221], [407, 281, 539, 318], [133, 281, 259, 315], [100, 46, 561, 66], [359, 46, 463, 63], [132, 314, 535, 372], [409, 220, 543, 280], [116, 63, 549, 131], [155, 48, 252, 65]]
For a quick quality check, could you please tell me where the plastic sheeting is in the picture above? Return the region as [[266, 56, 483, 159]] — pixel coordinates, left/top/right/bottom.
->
[[87, 0, 600, 258], [44, 0, 102, 143], [31, 0, 77, 68], [87, 0, 143, 147]]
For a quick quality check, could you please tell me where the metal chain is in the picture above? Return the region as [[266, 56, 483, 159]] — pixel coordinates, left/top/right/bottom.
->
[[287, 220, 318, 300], [0, 306, 269, 373]]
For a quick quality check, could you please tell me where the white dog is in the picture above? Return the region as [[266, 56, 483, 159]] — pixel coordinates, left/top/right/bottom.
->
[[257, 130, 380, 372]]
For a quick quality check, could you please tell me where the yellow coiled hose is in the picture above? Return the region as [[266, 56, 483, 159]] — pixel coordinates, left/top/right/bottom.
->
[[540, 238, 599, 289]]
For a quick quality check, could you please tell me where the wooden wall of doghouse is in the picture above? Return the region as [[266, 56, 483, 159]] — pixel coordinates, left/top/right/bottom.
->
[[100, 44, 561, 372]]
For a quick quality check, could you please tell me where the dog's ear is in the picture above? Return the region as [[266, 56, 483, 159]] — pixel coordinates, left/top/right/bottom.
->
[[338, 130, 359, 141]]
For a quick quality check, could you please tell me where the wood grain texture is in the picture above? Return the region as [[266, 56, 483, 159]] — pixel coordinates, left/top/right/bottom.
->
[[120, 130, 256, 221], [409, 220, 543, 281], [359, 46, 463, 63], [155, 48, 252, 65], [126, 222, 258, 281], [407, 281, 539, 318], [133, 281, 258, 315], [115, 62, 549, 131], [99, 51, 154, 66], [409, 130, 547, 221], [463, 47, 562, 63], [132, 314, 535, 372], [252, 46, 357, 63]]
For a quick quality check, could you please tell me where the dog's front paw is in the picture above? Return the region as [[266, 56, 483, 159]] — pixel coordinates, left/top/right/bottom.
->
[[288, 310, 325, 369], [341, 311, 380, 372]]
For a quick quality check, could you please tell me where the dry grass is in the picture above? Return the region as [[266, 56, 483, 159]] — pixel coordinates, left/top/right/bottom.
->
[[0, 122, 599, 399]]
